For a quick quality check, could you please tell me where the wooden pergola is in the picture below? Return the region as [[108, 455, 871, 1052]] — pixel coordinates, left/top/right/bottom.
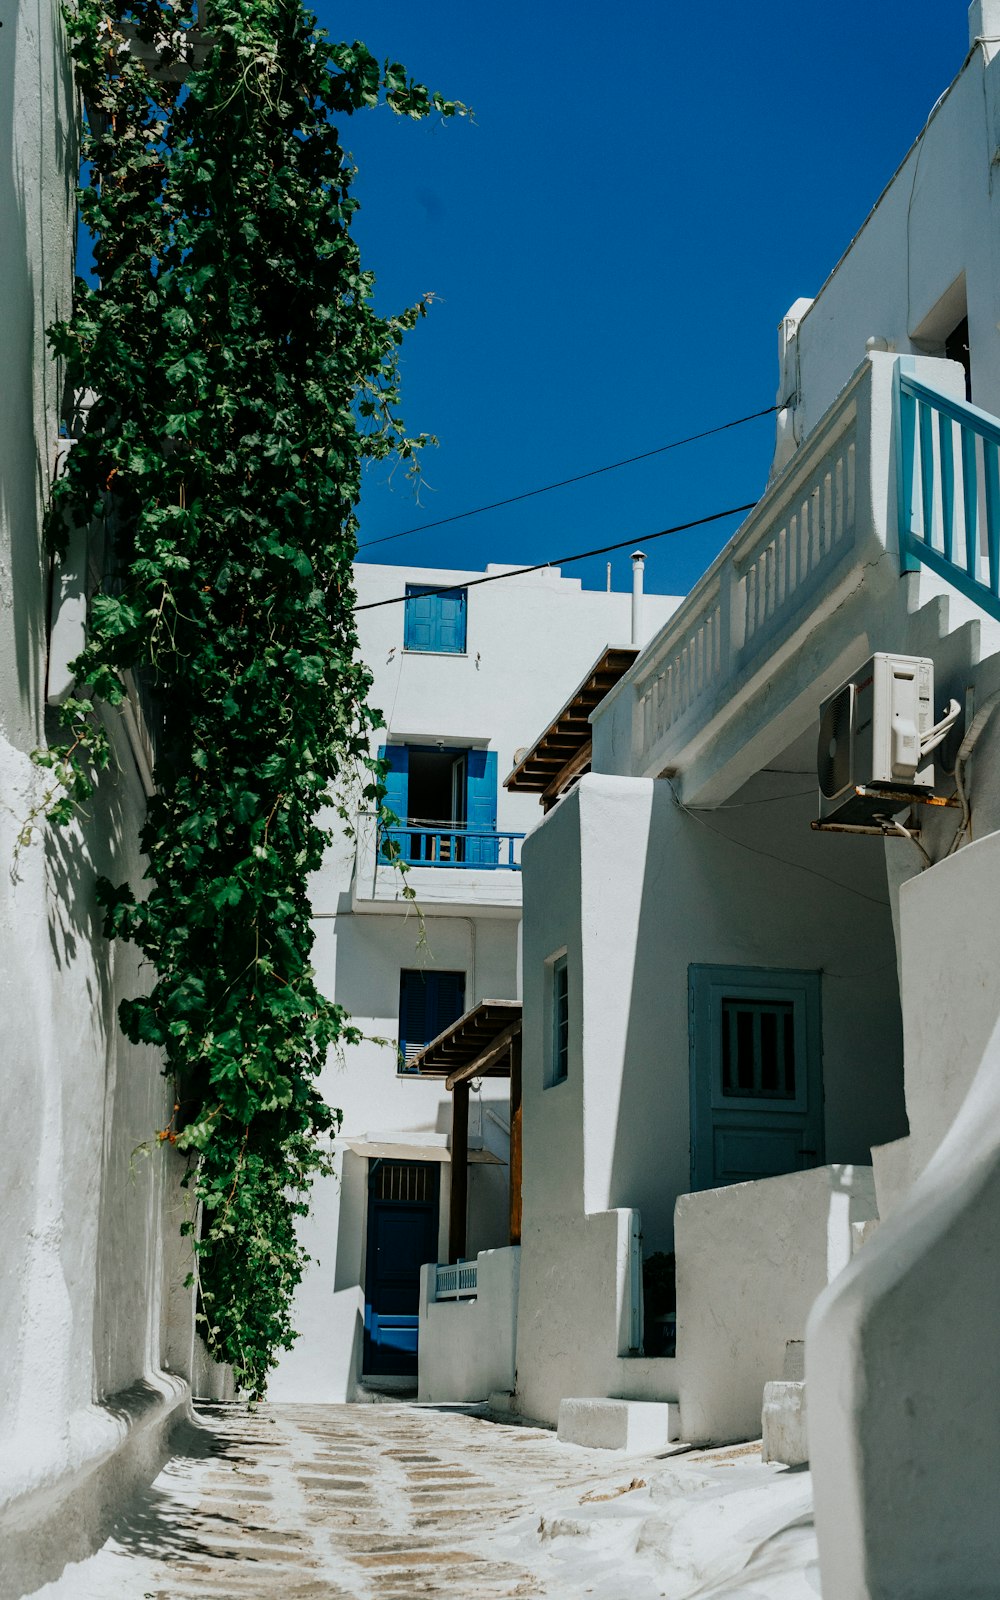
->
[[409, 999, 522, 1263], [503, 645, 639, 810]]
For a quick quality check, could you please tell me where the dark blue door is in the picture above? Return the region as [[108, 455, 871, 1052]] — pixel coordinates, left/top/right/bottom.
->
[[363, 1160, 440, 1376]]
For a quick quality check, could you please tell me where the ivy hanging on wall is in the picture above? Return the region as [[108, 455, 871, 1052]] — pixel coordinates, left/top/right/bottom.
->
[[45, 0, 464, 1395]]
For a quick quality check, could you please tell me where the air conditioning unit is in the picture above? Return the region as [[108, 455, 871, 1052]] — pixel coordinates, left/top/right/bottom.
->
[[817, 653, 939, 825]]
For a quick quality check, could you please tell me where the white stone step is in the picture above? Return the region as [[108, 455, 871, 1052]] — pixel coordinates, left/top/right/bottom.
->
[[557, 1398, 681, 1453], [761, 1379, 808, 1465]]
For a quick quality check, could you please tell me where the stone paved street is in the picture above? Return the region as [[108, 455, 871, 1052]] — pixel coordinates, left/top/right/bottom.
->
[[30, 1403, 821, 1599]]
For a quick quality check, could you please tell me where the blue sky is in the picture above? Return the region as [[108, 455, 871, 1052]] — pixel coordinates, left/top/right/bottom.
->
[[316, 2, 970, 596]]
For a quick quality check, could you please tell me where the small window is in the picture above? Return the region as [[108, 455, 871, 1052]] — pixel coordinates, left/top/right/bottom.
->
[[550, 955, 569, 1084], [403, 584, 467, 654], [720, 998, 796, 1099], [398, 969, 466, 1071]]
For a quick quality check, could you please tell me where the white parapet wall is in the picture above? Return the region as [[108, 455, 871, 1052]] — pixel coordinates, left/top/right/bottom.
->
[[808, 829, 1000, 1599], [675, 1164, 877, 1445], [513, 1208, 677, 1427], [417, 1247, 521, 1405]]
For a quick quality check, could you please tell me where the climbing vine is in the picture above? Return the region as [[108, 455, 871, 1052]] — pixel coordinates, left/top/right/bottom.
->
[[46, 0, 464, 1394]]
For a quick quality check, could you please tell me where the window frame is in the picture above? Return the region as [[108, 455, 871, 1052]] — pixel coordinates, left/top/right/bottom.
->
[[397, 967, 467, 1075], [546, 951, 570, 1087], [402, 583, 468, 656]]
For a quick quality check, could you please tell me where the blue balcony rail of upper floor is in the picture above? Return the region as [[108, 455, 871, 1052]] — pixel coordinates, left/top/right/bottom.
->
[[378, 822, 524, 871], [896, 359, 1000, 624]]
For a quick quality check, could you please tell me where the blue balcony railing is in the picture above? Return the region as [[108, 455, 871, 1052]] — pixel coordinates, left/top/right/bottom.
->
[[378, 825, 524, 871], [897, 362, 1000, 624]]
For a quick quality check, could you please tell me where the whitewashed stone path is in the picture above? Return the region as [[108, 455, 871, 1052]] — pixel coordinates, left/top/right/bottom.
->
[[29, 1403, 821, 1599]]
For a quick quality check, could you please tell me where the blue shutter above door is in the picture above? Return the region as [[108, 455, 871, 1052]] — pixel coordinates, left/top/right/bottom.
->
[[435, 589, 467, 653], [464, 749, 498, 866], [404, 586, 467, 654]]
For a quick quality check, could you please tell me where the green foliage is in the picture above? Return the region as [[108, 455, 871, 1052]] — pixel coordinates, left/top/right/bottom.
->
[[46, 0, 464, 1395]]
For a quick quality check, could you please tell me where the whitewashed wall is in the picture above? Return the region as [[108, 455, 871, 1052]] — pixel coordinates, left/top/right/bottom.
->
[[514, 767, 904, 1426], [269, 564, 681, 1403], [809, 827, 1000, 1599], [776, 9, 1000, 462], [675, 1164, 876, 1445], [0, 3, 197, 1591], [417, 1246, 520, 1404]]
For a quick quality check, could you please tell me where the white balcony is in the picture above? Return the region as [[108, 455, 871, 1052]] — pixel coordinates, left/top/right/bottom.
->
[[352, 811, 524, 917], [592, 352, 976, 806]]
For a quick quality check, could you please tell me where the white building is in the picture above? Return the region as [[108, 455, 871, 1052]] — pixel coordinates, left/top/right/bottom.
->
[[420, 5, 1000, 1594], [0, 3, 203, 1593], [269, 559, 680, 1403]]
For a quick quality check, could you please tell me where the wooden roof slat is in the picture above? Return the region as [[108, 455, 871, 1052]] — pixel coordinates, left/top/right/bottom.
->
[[410, 998, 523, 1078], [504, 645, 639, 797]]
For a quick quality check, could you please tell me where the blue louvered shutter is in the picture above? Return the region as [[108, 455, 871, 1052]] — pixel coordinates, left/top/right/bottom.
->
[[432, 971, 466, 1036], [465, 749, 498, 866], [398, 969, 429, 1068], [398, 969, 466, 1069], [379, 745, 409, 863]]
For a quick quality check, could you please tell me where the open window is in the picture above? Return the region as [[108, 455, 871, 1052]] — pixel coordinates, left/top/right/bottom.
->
[[911, 274, 972, 400], [379, 744, 499, 866]]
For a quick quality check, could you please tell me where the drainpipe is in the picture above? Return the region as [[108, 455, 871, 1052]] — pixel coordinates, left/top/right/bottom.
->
[[631, 550, 646, 647]]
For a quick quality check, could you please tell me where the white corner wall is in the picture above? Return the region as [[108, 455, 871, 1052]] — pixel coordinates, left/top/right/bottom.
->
[[809, 829, 1000, 1600], [675, 1164, 876, 1445], [417, 1247, 520, 1404], [0, 5, 198, 1589]]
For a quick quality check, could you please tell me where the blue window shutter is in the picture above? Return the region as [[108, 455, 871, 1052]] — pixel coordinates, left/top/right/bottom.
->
[[380, 745, 409, 823], [432, 971, 466, 1036], [379, 745, 409, 864], [404, 588, 436, 651], [399, 969, 466, 1069], [399, 969, 429, 1066], [465, 749, 498, 866], [404, 586, 467, 654], [435, 589, 467, 653]]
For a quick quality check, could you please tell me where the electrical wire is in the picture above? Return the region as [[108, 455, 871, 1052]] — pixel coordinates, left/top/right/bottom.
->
[[357, 404, 779, 550], [354, 503, 756, 612], [664, 777, 893, 911]]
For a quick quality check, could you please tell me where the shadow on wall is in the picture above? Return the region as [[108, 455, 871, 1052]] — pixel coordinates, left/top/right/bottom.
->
[[610, 765, 906, 1254], [0, 0, 76, 744]]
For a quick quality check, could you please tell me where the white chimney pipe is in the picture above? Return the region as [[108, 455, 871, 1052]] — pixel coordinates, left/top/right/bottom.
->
[[631, 550, 646, 646]]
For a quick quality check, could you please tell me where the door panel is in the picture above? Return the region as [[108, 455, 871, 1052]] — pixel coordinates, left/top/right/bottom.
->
[[363, 1160, 439, 1376]]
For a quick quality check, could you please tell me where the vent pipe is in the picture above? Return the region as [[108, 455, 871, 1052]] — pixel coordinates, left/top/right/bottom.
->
[[630, 550, 646, 646]]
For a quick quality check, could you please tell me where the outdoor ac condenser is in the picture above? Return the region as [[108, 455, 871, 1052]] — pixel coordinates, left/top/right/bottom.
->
[[817, 653, 936, 825]]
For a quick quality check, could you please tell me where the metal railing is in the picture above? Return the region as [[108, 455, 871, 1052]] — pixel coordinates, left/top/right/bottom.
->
[[434, 1260, 478, 1301], [897, 365, 1000, 624], [379, 825, 524, 871]]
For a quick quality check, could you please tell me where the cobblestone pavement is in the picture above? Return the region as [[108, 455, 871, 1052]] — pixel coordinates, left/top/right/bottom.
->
[[31, 1403, 820, 1600]]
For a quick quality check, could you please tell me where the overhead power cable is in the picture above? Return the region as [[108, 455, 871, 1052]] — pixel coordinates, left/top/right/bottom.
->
[[358, 404, 779, 549], [354, 503, 756, 611]]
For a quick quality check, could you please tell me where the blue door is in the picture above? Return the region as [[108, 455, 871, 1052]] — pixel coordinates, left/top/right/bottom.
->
[[689, 966, 824, 1190], [363, 1160, 440, 1376]]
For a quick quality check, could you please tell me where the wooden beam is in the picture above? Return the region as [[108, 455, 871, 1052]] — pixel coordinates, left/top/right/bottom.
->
[[509, 1031, 522, 1247], [445, 1019, 522, 1089], [449, 1080, 469, 1264], [540, 739, 593, 812]]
